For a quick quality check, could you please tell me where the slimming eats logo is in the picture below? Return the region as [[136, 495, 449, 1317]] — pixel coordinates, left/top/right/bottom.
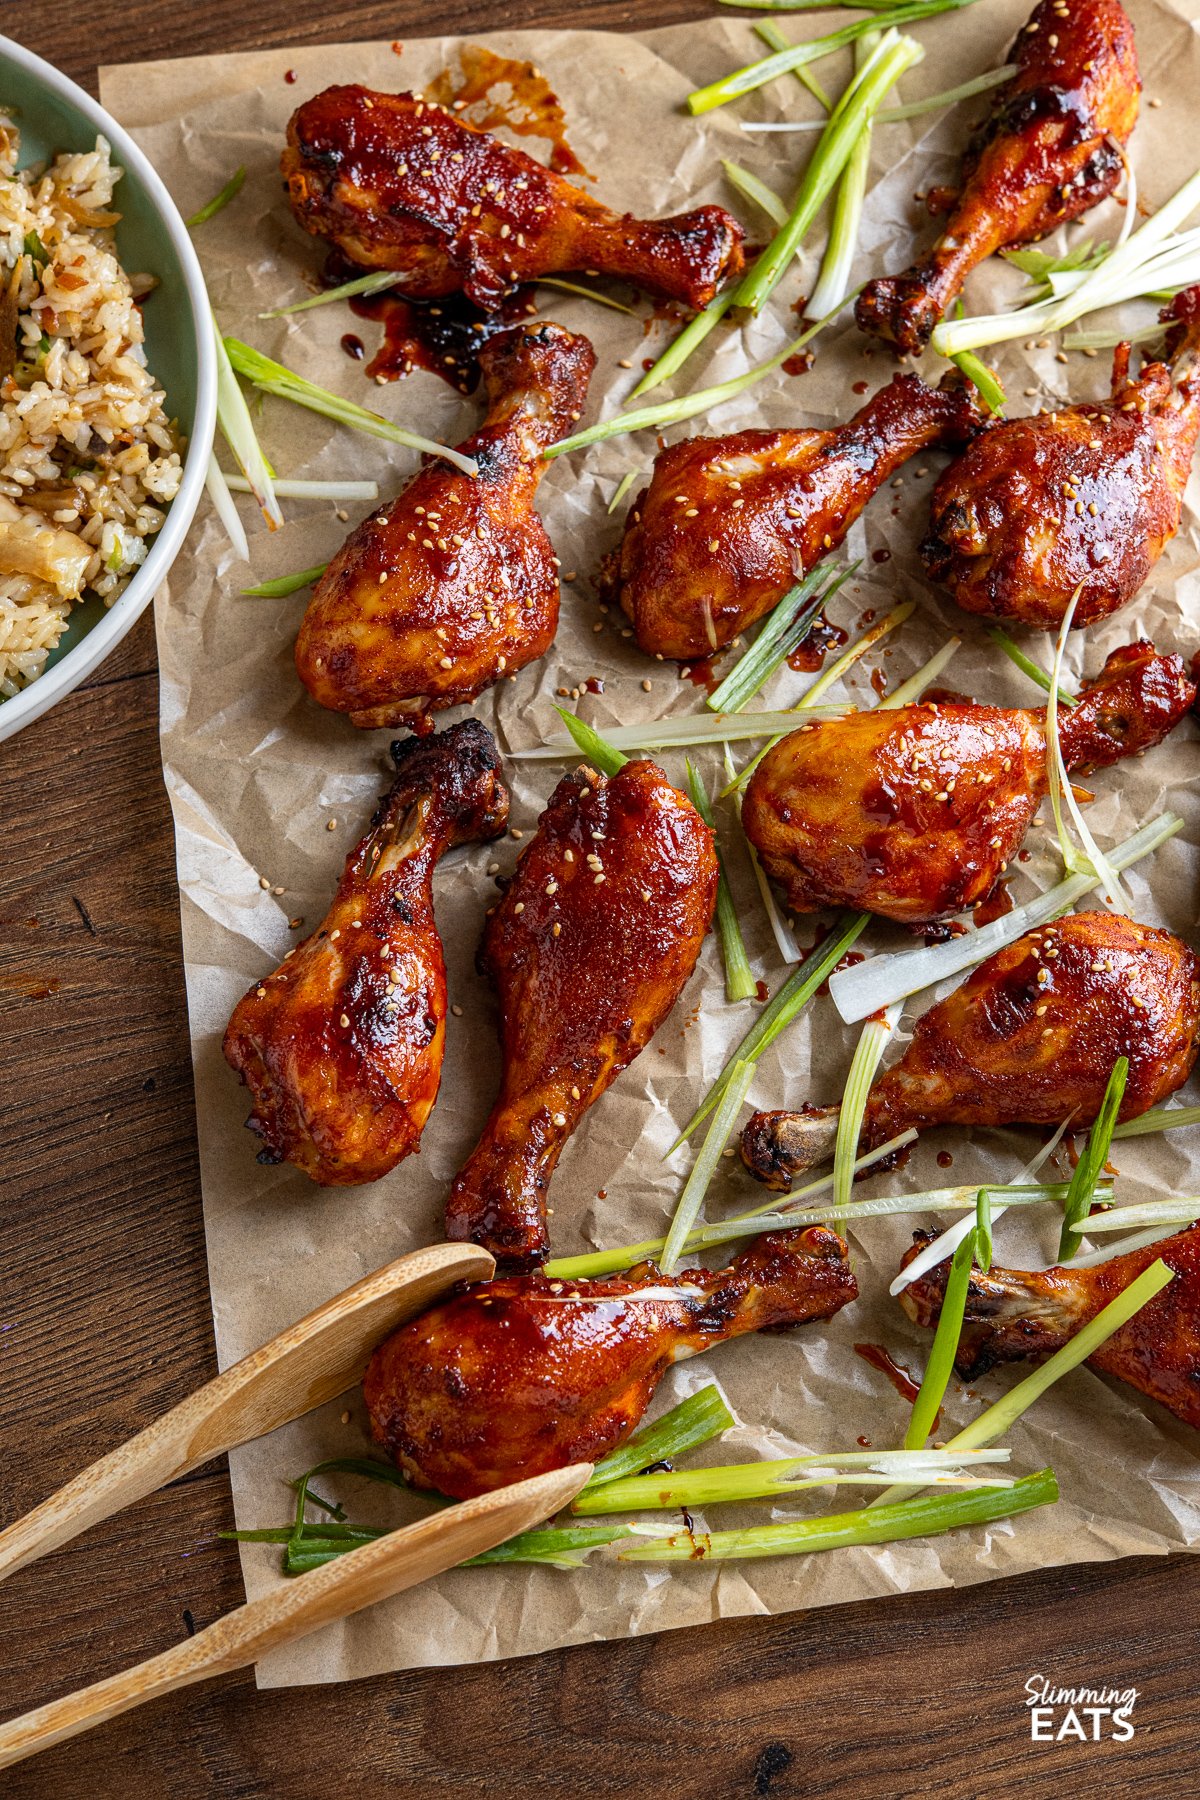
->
[[1025, 1675, 1138, 1742]]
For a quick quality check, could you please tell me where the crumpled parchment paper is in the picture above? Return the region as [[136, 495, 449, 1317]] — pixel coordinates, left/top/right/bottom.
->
[[99, 0, 1200, 1688]]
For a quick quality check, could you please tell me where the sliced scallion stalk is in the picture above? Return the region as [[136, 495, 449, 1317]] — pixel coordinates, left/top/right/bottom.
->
[[535, 277, 638, 315], [554, 707, 628, 778], [686, 762, 757, 1003], [1058, 1057, 1127, 1260], [805, 34, 878, 322], [223, 336, 479, 476], [1068, 1199, 1200, 1236], [188, 166, 246, 227], [1046, 590, 1126, 909], [589, 1386, 736, 1487], [575, 1448, 1013, 1514], [733, 31, 926, 313], [669, 912, 870, 1150], [241, 562, 328, 598], [260, 269, 399, 318], [521, 705, 850, 762], [213, 315, 283, 531], [607, 469, 640, 515], [874, 636, 959, 709], [659, 1061, 757, 1274], [224, 475, 379, 501], [904, 1227, 977, 1447], [1112, 1104, 1200, 1139], [706, 561, 852, 713], [619, 1467, 1058, 1563], [544, 1131, 916, 1279], [205, 451, 249, 561], [721, 159, 789, 228], [548, 303, 840, 458], [889, 1119, 1074, 1297], [832, 1001, 900, 1213], [987, 624, 1077, 705]]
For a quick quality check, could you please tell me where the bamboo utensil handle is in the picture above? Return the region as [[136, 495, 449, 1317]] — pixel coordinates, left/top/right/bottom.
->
[[0, 1462, 590, 1770], [0, 1241, 493, 1583]]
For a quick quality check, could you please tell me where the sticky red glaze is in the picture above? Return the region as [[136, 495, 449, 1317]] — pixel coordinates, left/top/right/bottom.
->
[[857, 0, 1140, 351], [444, 758, 719, 1266], [741, 641, 1194, 923], [604, 373, 979, 660], [363, 1227, 856, 1497], [898, 1224, 1200, 1428], [283, 85, 744, 309], [295, 323, 595, 729], [867, 911, 1200, 1144], [923, 302, 1200, 629], [221, 722, 509, 1184], [741, 912, 1200, 1190]]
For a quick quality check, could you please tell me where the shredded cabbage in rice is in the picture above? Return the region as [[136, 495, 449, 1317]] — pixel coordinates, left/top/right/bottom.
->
[[0, 118, 182, 699]]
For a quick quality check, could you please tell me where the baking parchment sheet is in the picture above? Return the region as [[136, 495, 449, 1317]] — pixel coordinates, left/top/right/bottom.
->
[[99, 0, 1200, 1687]]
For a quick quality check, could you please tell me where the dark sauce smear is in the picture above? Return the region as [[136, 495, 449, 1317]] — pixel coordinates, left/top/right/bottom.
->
[[346, 276, 537, 392], [424, 44, 593, 178], [871, 547, 892, 565], [681, 655, 720, 695], [870, 666, 889, 701], [783, 348, 814, 377], [340, 333, 365, 361], [936, 1149, 954, 1169], [854, 1341, 924, 1408], [788, 613, 847, 672]]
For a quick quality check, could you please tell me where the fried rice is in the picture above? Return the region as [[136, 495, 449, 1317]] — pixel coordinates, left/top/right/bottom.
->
[[0, 119, 182, 699]]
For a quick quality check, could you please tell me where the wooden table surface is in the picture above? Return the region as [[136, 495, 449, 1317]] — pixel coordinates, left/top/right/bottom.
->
[[0, 3, 1194, 1794]]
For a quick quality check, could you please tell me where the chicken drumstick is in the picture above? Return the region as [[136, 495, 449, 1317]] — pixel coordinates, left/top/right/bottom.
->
[[364, 1227, 856, 1498], [296, 323, 595, 730], [444, 757, 719, 1266], [223, 721, 509, 1185], [605, 372, 979, 661], [743, 642, 1194, 925], [283, 85, 744, 311], [922, 292, 1200, 630], [899, 1225, 1200, 1430], [856, 0, 1140, 352], [743, 912, 1200, 1188]]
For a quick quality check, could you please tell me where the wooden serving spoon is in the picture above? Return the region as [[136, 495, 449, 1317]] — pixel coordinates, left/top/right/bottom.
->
[[0, 1460, 591, 1770], [0, 1240, 494, 1584]]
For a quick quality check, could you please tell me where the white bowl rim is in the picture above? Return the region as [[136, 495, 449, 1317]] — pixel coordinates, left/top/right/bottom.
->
[[0, 31, 217, 746]]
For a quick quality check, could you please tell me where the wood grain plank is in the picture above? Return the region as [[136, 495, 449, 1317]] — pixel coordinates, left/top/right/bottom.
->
[[0, 2, 1197, 1795]]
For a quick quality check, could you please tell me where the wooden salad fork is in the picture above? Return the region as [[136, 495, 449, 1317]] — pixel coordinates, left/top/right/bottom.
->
[[0, 1239, 594, 1768], [0, 1461, 590, 1769], [0, 1240, 493, 1584]]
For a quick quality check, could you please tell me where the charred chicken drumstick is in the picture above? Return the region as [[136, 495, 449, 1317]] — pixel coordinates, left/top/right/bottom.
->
[[743, 642, 1194, 925], [223, 721, 508, 1185], [444, 757, 719, 1267], [283, 85, 744, 311], [364, 1227, 856, 1498], [743, 912, 1200, 1189], [899, 1225, 1200, 1430], [856, 0, 1140, 352], [605, 373, 978, 660], [296, 324, 595, 730], [923, 293, 1200, 630]]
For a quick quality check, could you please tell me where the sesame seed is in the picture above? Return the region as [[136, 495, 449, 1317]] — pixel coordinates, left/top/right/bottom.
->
[[340, 1013, 350, 1027], [258, 876, 271, 890]]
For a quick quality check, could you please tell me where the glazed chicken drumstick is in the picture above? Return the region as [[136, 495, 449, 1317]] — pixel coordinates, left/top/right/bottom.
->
[[444, 757, 719, 1267], [296, 323, 595, 729], [856, 0, 1140, 352], [364, 1227, 856, 1498], [743, 912, 1200, 1189], [223, 721, 508, 1185], [743, 641, 1194, 925], [923, 291, 1200, 631], [899, 1225, 1200, 1430], [283, 85, 745, 311], [605, 373, 978, 660]]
